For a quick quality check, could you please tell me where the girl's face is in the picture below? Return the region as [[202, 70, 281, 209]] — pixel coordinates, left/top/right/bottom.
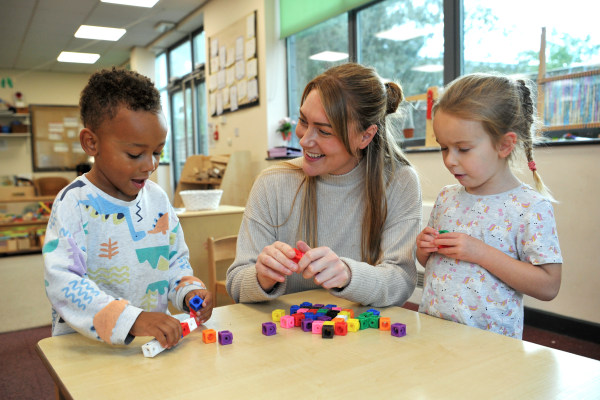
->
[[296, 89, 366, 176], [433, 110, 517, 195], [83, 108, 167, 201]]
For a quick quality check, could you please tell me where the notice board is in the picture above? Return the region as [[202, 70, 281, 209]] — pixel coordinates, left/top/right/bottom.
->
[[30, 105, 86, 171], [207, 10, 259, 116]]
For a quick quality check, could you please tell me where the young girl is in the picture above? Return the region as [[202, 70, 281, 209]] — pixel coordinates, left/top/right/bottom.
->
[[416, 73, 562, 338]]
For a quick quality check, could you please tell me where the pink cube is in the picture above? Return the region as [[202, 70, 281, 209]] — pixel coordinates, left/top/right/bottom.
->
[[311, 320, 324, 334], [280, 315, 295, 329]]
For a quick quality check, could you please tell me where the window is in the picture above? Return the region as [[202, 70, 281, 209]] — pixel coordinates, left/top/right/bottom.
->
[[286, 0, 600, 145], [156, 28, 208, 187], [286, 13, 348, 148]]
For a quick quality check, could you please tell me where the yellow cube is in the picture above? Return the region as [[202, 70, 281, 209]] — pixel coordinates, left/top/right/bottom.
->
[[272, 309, 286, 322], [347, 318, 360, 332]]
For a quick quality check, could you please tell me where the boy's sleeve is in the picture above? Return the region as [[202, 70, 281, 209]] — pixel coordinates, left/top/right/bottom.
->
[[43, 193, 143, 345], [166, 209, 206, 311]]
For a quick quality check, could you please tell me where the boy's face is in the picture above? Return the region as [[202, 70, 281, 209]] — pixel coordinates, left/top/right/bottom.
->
[[83, 107, 167, 201]]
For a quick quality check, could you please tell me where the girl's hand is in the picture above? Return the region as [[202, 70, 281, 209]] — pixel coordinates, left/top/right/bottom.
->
[[416, 226, 440, 253], [185, 289, 213, 324], [255, 241, 299, 291], [434, 231, 488, 264], [295, 241, 351, 289]]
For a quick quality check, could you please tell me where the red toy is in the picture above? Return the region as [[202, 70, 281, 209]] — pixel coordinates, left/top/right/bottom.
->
[[291, 248, 304, 264]]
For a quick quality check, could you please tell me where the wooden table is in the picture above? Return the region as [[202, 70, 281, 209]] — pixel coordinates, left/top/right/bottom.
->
[[36, 290, 600, 399]]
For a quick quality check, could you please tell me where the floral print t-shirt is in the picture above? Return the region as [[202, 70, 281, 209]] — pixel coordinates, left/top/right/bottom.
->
[[418, 184, 562, 338]]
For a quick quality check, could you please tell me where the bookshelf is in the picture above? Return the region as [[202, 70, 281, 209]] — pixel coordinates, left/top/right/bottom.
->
[[537, 27, 600, 135]]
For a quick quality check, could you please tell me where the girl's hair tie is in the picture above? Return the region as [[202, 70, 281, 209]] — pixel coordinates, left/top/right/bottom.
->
[[528, 160, 537, 171]]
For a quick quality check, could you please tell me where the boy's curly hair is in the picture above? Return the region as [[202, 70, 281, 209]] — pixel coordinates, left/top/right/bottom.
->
[[79, 67, 161, 131]]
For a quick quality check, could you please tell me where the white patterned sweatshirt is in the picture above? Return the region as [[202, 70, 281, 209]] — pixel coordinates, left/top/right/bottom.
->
[[43, 175, 204, 345]]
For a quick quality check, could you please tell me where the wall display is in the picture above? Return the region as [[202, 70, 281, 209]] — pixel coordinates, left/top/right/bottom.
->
[[30, 105, 86, 171], [208, 10, 259, 116]]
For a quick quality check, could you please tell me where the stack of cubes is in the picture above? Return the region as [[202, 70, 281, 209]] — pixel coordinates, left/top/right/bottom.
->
[[262, 301, 406, 339]]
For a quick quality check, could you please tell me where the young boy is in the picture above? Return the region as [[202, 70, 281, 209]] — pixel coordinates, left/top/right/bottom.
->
[[43, 67, 212, 349]]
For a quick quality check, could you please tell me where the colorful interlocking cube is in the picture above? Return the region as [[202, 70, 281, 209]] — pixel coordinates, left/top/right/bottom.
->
[[272, 309, 285, 322], [202, 329, 217, 343], [322, 325, 335, 339], [391, 323, 406, 337], [379, 317, 391, 331], [262, 322, 277, 336], [218, 330, 233, 345], [280, 315, 295, 328]]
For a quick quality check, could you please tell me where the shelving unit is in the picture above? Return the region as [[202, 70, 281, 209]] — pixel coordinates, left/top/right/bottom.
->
[[537, 28, 600, 135], [0, 187, 51, 256], [0, 111, 31, 137]]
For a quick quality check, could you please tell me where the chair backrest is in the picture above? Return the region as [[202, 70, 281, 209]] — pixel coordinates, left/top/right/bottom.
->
[[206, 235, 237, 303], [33, 177, 70, 196]]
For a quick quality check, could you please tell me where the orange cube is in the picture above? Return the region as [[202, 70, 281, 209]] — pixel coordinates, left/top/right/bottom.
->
[[379, 317, 391, 331], [202, 329, 217, 343]]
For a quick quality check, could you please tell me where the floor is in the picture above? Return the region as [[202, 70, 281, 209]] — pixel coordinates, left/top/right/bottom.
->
[[2, 306, 599, 400]]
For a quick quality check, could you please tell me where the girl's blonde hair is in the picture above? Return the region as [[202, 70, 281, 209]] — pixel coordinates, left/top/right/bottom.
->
[[433, 72, 556, 202], [284, 63, 410, 264]]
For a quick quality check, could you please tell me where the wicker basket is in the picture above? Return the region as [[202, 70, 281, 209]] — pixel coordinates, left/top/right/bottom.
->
[[179, 190, 223, 211]]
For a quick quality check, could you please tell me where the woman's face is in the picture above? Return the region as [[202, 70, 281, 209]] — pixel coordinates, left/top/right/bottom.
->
[[296, 89, 364, 176]]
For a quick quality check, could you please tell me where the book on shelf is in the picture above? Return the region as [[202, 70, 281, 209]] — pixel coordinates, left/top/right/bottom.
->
[[268, 146, 302, 158]]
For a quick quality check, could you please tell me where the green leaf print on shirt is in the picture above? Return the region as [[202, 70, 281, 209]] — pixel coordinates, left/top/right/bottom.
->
[[42, 238, 59, 253], [136, 246, 170, 270]]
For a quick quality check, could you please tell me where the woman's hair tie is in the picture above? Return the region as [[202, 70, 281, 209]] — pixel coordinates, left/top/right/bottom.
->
[[528, 160, 537, 171]]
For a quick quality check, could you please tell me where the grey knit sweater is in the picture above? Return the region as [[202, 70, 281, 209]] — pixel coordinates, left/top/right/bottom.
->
[[226, 157, 422, 307]]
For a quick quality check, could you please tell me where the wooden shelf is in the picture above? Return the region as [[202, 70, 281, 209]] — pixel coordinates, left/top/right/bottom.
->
[[0, 195, 55, 204], [179, 178, 222, 185], [0, 133, 31, 138], [0, 219, 49, 228], [0, 246, 42, 256], [543, 122, 600, 132]]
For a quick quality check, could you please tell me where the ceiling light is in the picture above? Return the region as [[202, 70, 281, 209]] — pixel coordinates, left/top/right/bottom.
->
[[411, 64, 443, 73], [309, 51, 349, 62], [100, 0, 159, 7], [154, 21, 176, 33], [376, 23, 435, 42], [57, 51, 100, 64], [75, 25, 126, 41]]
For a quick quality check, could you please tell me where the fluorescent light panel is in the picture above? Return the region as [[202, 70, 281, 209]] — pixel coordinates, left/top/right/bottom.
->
[[100, 0, 159, 7], [57, 51, 100, 64], [309, 51, 349, 62], [75, 25, 126, 41]]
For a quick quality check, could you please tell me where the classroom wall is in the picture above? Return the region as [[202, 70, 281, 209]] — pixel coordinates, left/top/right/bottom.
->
[[406, 144, 600, 325]]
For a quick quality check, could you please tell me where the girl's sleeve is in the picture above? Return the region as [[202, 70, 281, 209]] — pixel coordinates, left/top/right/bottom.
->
[[43, 194, 142, 345], [332, 167, 422, 307], [167, 209, 206, 311], [518, 200, 563, 265]]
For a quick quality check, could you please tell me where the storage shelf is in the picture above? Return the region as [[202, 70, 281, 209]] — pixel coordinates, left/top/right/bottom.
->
[[179, 178, 222, 185], [0, 195, 55, 204], [0, 246, 42, 256], [0, 219, 48, 228], [0, 133, 31, 138]]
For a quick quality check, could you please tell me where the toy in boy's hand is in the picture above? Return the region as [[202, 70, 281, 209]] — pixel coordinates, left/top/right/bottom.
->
[[188, 294, 203, 319], [291, 248, 304, 264], [141, 316, 198, 358]]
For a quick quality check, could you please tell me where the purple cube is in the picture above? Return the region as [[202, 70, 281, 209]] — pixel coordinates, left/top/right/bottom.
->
[[301, 319, 313, 332], [391, 323, 406, 337], [262, 322, 277, 336], [218, 330, 233, 345]]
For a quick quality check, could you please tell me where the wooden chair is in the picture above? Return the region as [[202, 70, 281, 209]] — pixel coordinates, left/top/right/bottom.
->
[[33, 176, 70, 196], [206, 235, 237, 306]]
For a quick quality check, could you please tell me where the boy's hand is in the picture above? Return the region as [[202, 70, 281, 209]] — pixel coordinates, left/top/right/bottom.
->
[[130, 311, 182, 349], [185, 290, 213, 324]]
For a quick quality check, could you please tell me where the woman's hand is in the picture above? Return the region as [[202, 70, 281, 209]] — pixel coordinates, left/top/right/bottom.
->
[[295, 241, 351, 289], [255, 241, 299, 291]]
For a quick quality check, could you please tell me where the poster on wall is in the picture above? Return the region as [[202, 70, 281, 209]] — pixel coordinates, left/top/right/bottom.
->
[[30, 105, 87, 171], [207, 10, 259, 116]]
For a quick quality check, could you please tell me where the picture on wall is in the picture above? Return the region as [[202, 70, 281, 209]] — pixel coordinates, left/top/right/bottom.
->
[[207, 10, 259, 116]]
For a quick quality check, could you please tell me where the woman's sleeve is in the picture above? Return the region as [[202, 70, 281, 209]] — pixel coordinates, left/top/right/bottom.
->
[[226, 172, 285, 303], [332, 166, 422, 307]]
